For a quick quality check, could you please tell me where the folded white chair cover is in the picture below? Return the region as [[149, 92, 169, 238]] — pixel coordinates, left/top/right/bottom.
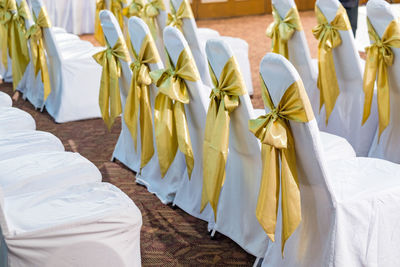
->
[[272, 0, 320, 116], [0, 182, 142, 267], [158, 26, 213, 221], [0, 151, 101, 197], [126, 17, 187, 204], [316, 0, 378, 156], [25, 0, 102, 122], [0, 107, 35, 133], [366, 0, 400, 163], [260, 53, 400, 267], [0, 92, 11, 108], [0, 131, 64, 161]]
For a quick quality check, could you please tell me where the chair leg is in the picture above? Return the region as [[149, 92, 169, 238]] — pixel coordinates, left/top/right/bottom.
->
[[253, 257, 262, 267]]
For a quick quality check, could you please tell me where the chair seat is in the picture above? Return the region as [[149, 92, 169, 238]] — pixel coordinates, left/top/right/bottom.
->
[[320, 131, 356, 161], [0, 92, 11, 107], [0, 130, 64, 161], [0, 107, 35, 134], [0, 151, 101, 197]]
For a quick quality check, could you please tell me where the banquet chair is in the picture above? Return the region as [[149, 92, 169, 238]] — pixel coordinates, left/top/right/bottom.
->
[[127, 16, 187, 203], [366, 0, 400, 162], [314, 0, 378, 156], [156, 26, 213, 221], [23, 0, 102, 122], [0, 92, 11, 108], [0, 151, 101, 197], [0, 131, 64, 161], [0, 107, 35, 133], [269, 0, 320, 116], [259, 53, 400, 267], [0, 182, 142, 267]]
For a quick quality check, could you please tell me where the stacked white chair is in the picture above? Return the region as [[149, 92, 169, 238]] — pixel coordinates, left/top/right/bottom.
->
[[366, 0, 400, 163], [315, 0, 378, 156], [260, 53, 400, 267], [0, 182, 142, 267], [23, 0, 102, 122]]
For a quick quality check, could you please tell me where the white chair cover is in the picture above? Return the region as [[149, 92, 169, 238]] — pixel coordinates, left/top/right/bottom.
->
[[26, 0, 102, 122], [0, 131, 64, 161], [272, 0, 320, 116], [0, 151, 101, 197], [127, 17, 187, 204], [205, 39, 268, 258], [0, 107, 35, 133], [159, 26, 213, 221], [316, 0, 378, 156], [367, 0, 400, 163], [0, 92, 11, 107], [0, 182, 142, 267], [260, 53, 400, 267]]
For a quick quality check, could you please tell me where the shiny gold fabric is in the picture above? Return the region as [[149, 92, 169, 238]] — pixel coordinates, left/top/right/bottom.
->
[[249, 77, 314, 255], [122, 0, 145, 17], [266, 5, 302, 59], [150, 49, 199, 178], [26, 8, 52, 101], [200, 57, 246, 218], [124, 35, 160, 169], [93, 38, 131, 130], [144, 0, 165, 38], [166, 0, 194, 32], [362, 18, 400, 138], [3, 0, 30, 90], [0, 0, 9, 69], [95, 0, 106, 45], [110, 0, 126, 30], [312, 5, 351, 124]]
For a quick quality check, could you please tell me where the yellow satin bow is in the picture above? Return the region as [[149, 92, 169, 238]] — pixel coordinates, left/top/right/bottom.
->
[[312, 5, 350, 124], [110, 0, 127, 30], [122, 0, 145, 18], [362, 18, 400, 139], [94, 0, 106, 45], [143, 0, 165, 38], [249, 77, 314, 255], [200, 57, 246, 218], [266, 5, 302, 59], [166, 0, 194, 32], [124, 35, 160, 169], [150, 49, 199, 178], [0, 0, 11, 69], [7, 0, 30, 90], [26, 8, 52, 102], [93, 37, 131, 130]]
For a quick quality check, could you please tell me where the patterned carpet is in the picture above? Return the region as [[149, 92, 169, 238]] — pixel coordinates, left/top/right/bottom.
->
[[1, 11, 328, 266]]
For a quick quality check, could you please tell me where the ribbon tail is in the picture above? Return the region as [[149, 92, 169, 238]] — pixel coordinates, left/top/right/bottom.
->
[[38, 41, 51, 102], [377, 60, 390, 139], [99, 61, 112, 130], [362, 50, 378, 126], [139, 84, 155, 168], [10, 19, 30, 90], [95, 10, 105, 45], [124, 80, 140, 152]]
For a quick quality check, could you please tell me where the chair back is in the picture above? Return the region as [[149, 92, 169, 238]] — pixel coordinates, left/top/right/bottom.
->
[[260, 53, 335, 266]]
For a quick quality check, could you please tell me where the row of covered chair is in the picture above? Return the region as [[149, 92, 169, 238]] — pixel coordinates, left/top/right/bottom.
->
[[0, 93, 142, 266]]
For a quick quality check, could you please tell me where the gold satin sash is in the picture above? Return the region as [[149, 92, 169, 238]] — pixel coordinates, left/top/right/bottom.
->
[[95, 0, 106, 45], [166, 0, 194, 32], [150, 49, 199, 178], [362, 18, 400, 138], [122, 0, 145, 17], [266, 5, 302, 59], [7, 0, 30, 90], [143, 0, 165, 38], [249, 77, 314, 255], [312, 5, 351, 124], [0, 0, 9, 69], [200, 57, 246, 218], [26, 8, 52, 102], [110, 0, 126, 30], [93, 37, 131, 130], [124, 35, 160, 169]]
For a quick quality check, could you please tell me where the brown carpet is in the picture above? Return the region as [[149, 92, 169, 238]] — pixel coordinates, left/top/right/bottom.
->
[[2, 11, 323, 266]]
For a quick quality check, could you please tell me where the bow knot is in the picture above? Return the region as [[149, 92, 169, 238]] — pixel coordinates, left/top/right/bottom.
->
[[123, 0, 144, 17], [166, 0, 193, 32]]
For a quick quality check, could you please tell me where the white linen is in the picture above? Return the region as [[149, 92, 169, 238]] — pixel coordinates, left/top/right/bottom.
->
[[0, 107, 35, 134], [160, 26, 213, 221], [0, 131, 64, 161], [316, 0, 378, 156], [25, 0, 102, 122], [0, 92, 11, 108], [260, 52, 400, 267], [0, 151, 101, 197], [125, 16, 187, 204], [0, 182, 142, 267]]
